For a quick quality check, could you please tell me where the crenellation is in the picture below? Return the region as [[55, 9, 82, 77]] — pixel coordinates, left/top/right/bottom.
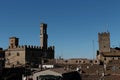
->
[[19, 45, 40, 49], [28, 45, 31, 48], [18, 46, 20, 48], [47, 46, 55, 50], [98, 31, 110, 53], [33, 46, 36, 48], [30, 45, 32, 48], [4, 23, 54, 68], [2, 21, 120, 80], [98, 32, 110, 36], [48, 46, 52, 50], [24, 45, 27, 48], [38, 46, 40, 49], [14, 45, 40, 49]]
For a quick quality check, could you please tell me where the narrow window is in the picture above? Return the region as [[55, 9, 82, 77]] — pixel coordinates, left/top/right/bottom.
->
[[17, 52, 20, 56], [104, 57, 106, 60]]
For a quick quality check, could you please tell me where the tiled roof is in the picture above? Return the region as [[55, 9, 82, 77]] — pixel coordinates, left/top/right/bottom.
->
[[101, 52, 120, 57]]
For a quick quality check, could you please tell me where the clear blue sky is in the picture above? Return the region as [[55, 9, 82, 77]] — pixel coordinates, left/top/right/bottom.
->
[[0, 0, 120, 59]]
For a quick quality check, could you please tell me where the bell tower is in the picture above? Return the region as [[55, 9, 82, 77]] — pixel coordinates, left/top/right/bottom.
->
[[40, 23, 48, 49], [98, 32, 110, 53]]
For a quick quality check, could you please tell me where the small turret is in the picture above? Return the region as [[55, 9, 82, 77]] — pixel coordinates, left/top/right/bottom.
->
[[9, 37, 19, 48]]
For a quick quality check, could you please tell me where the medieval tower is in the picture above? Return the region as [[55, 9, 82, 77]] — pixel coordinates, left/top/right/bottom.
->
[[5, 23, 54, 68], [40, 23, 48, 49], [98, 32, 110, 53], [9, 37, 19, 48]]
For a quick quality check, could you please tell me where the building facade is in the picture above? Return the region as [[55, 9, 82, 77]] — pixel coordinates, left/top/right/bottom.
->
[[97, 32, 120, 64], [0, 48, 5, 68], [5, 23, 55, 68]]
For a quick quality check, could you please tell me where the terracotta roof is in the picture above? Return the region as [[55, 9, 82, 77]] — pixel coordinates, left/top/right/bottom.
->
[[101, 52, 120, 57]]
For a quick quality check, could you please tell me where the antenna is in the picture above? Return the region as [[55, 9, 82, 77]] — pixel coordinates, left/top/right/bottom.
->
[[106, 24, 109, 32]]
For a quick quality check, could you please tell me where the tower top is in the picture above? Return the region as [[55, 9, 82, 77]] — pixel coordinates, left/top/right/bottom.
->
[[98, 32, 110, 36], [9, 37, 19, 48], [40, 23, 48, 49], [9, 37, 19, 39], [40, 23, 47, 27]]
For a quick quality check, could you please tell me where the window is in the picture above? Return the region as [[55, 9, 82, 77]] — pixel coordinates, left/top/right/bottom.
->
[[79, 61, 81, 63], [104, 57, 106, 60], [76, 60, 78, 63], [90, 60, 93, 63], [17, 52, 20, 56], [65, 60, 68, 63], [17, 61, 20, 64], [8, 53, 11, 56], [36, 77, 39, 80], [95, 60, 97, 63], [11, 44, 13, 48]]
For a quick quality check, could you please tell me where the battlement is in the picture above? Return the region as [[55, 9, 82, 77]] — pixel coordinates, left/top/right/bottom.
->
[[8, 45, 40, 49], [8, 45, 55, 50], [9, 37, 19, 39], [25, 45, 40, 49], [98, 32, 110, 36], [40, 23, 47, 27], [47, 46, 55, 50]]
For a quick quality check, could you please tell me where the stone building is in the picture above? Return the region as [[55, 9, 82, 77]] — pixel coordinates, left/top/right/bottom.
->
[[5, 23, 55, 68], [55, 58, 99, 65], [98, 32, 110, 53], [0, 48, 5, 68], [97, 32, 120, 64]]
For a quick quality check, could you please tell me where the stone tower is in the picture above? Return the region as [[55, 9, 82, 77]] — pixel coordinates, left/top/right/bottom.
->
[[9, 37, 19, 48], [40, 23, 48, 49], [98, 32, 110, 53]]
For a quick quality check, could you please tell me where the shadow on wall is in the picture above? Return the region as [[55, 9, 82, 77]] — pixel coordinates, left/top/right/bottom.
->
[[62, 71, 81, 80]]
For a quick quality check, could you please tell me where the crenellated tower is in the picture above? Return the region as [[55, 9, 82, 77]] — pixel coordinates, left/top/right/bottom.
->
[[40, 23, 48, 49], [9, 37, 19, 48], [98, 32, 110, 53]]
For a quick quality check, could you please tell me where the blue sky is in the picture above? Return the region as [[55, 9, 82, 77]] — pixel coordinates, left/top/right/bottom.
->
[[0, 0, 120, 59]]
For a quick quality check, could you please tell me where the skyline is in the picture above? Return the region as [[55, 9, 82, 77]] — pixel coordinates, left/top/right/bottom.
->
[[0, 0, 120, 59]]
